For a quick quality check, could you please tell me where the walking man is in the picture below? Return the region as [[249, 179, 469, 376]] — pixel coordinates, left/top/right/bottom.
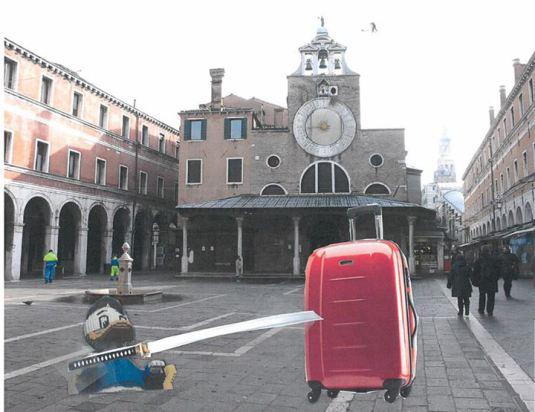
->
[[500, 246, 520, 299], [472, 245, 499, 316], [110, 255, 119, 281], [447, 252, 472, 316], [43, 249, 58, 284]]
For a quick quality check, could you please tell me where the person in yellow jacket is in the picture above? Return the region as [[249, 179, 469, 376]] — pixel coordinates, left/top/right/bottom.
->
[[43, 249, 58, 284]]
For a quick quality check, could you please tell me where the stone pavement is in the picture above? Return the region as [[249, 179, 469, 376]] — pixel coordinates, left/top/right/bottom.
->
[[4, 274, 533, 411]]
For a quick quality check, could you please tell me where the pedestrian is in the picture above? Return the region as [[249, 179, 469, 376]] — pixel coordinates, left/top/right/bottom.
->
[[43, 249, 58, 284], [447, 253, 472, 316], [235, 254, 243, 282], [110, 255, 119, 281], [472, 245, 499, 316], [500, 246, 520, 299]]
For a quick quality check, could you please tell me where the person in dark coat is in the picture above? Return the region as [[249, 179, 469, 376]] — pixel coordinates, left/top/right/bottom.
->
[[472, 245, 499, 316], [500, 246, 520, 299], [447, 253, 472, 316]]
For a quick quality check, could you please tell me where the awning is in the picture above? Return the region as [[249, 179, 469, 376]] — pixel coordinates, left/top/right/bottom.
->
[[503, 226, 535, 239]]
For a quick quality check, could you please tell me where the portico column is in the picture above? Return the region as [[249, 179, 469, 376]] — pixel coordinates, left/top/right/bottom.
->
[[74, 225, 88, 276], [348, 218, 356, 241], [181, 217, 189, 273], [9, 223, 24, 281], [437, 239, 445, 272], [102, 229, 113, 274], [45, 225, 59, 254], [236, 217, 244, 258], [407, 216, 417, 274], [292, 217, 301, 276]]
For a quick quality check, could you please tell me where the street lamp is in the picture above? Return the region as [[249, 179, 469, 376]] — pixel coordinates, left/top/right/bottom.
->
[[152, 223, 160, 270]]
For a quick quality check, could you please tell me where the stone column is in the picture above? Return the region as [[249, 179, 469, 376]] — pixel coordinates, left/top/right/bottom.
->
[[181, 217, 189, 273], [348, 218, 356, 241], [437, 239, 445, 272], [74, 225, 88, 276], [45, 225, 60, 254], [8, 223, 24, 281], [117, 242, 133, 295], [141, 231, 150, 270], [407, 216, 417, 274], [102, 229, 113, 274], [236, 217, 244, 258], [292, 217, 301, 276]]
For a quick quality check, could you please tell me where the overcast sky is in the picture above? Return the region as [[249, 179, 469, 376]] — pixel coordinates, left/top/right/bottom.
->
[[3, 0, 534, 184]]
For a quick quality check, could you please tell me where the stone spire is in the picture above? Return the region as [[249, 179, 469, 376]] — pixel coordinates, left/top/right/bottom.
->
[[434, 129, 457, 183]]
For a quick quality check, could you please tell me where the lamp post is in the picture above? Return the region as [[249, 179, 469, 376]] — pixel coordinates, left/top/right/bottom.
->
[[152, 223, 159, 270]]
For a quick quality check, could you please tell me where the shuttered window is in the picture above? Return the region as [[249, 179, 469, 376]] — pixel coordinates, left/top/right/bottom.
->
[[224, 118, 247, 139], [187, 160, 202, 184], [184, 119, 206, 141], [227, 158, 243, 184]]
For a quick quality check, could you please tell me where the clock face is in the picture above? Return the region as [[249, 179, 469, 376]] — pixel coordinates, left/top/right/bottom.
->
[[293, 98, 356, 157]]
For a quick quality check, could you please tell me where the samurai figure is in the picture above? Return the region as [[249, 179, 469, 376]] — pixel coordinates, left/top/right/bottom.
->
[[68, 296, 176, 394]]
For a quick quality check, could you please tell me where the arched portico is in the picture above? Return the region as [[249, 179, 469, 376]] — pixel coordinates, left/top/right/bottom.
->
[[87, 204, 108, 273], [22, 196, 53, 278]]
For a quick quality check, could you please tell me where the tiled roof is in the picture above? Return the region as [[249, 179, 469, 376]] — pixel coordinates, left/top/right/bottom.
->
[[177, 194, 427, 210]]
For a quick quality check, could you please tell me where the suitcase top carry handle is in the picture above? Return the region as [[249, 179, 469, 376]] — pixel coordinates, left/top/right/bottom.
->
[[347, 204, 383, 240]]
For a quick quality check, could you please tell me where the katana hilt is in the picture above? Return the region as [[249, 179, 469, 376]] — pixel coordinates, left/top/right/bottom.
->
[[68, 342, 150, 371]]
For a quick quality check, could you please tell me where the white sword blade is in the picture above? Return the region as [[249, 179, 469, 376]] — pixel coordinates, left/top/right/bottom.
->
[[147, 311, 321, 355]]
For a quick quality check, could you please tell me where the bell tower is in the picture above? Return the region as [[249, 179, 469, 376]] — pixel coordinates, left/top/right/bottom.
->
[[287, 20, 360, 130]]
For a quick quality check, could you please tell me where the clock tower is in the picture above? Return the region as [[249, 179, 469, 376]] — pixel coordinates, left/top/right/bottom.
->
[[288, 21, 361, 158]]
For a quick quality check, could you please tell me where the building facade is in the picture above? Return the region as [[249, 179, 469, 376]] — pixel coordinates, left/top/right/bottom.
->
[[176, 24, 440, 276], [462, 52, 535, 274], [4, 39, 180, 281]]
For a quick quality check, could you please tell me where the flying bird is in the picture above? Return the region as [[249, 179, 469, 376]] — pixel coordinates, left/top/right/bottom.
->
[[22, 301, 33, 305]]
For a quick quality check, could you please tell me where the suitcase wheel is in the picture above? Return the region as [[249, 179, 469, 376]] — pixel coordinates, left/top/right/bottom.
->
[[327, 390, 339, 399], [400, 383, 413, 398], [307, 390, 321, 403], [384, 390, 398, 403]]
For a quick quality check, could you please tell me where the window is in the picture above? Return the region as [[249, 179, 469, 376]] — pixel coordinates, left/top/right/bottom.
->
[[122, 116, 130, 139], [365, 183, 390, 195], [175, 142, 179, 158], [72, 92, 83, 117], [99, 105, 108, 128], [261, 184, 286, 195], [4, 130, 13, 164], [158, 133, 165, 153], [67, 150, 80, 179], [514, 160, 519, 181], [266, 155, 281, 168], [503, 118, 507, 136], [141, 125, 149, 146], [529, 78, 534, 104], [369, 154, 384, 167], [157, 177, 164, 198], [34, 140, 49, 172], [95, 158, 106, 185], [300, 162, 350, 193], [184, 119, 206, 141], [119, 165, 128, 190], [500, 174, 504, 194], [506, 167, 511, 189], [510, 107, 515, 128], [186, 159, 202, 184], [4, 58, 17, 90], [224, 118, 247, 139], [519, 94, 524, 116], [40, 76, 52, 105], [174, 182, 179, 203], [139, 171, 148, 194], [227, 158, 243, 184]]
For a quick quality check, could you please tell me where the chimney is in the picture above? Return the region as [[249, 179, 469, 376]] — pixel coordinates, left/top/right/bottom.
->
[[489, 106, 495, 125], [499, 85, 506, 108], [513, 58, 525, 84], [209, 68, 225, 110]]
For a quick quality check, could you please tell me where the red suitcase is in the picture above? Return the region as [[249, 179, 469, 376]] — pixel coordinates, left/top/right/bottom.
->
[[304, 205, 418, 404]]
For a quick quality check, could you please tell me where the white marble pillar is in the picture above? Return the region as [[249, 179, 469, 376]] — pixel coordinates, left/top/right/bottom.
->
[[437, 239, 445, 271], [102, 230, 113, 274], [407, 216, 417, 274], [236, 217, 244, 258], [181, 217, 189, 273], [292, 217, 301, 276], [45, 225, 59, 254], [348, 218, 356, 241], [74, 226, 88, 276], [118, 242, 133, 295], [8, 223, 24, 281]]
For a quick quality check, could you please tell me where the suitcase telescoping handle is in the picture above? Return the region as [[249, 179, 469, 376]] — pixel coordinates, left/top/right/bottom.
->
[[347, 204, 383, 240]]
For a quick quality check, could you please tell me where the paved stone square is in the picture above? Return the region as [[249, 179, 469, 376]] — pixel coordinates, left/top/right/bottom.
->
[[4, 274, 533, 411]]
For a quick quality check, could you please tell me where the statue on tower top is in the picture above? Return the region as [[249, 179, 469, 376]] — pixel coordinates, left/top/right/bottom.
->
[[320, 16, 325, 27]]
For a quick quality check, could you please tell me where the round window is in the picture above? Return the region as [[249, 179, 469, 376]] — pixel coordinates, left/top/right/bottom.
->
[[266, 155, 281, 168], [369, 154, 384, 167]]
